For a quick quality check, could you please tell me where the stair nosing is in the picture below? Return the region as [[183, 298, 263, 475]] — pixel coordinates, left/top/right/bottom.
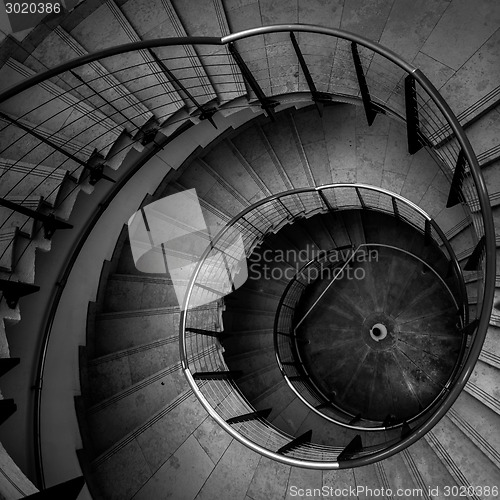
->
[[86, 344, 216, 414]]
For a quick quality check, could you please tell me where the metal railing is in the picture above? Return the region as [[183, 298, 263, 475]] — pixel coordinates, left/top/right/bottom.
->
[[0, 24, 494, 476], [274, 230, 464, 434], [180, 183, 470, 467]]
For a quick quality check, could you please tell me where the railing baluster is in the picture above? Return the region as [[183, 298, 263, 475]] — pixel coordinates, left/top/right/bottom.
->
[[290, 32, 330, 116], [0, 111, 115, 184], [351, 42, 377, 126], [228, 43, 278, 120], [69, 70, 139, 132], [425, 219, 432, 246], [185, 327, 222, 338], [0, 357, 20, 377], [0, 279, 40, 309], [276, 430, 312, 455], [404, 75, 423, 154], [0, 198, 73, 239], [337, 434, 363, 461], [447, 149, 466, 207], [401, 421, 412, 438], [392, 197, 400, 219], [0, 399, 16, 425], [355, 187, 367, 209], [464, 236, 486, 271], [318, 190, 334, 211], [227, 408, 272, 424], [460, 318, 479, 336], [148, 49, 217, 128], [349, 413, 362, 425]]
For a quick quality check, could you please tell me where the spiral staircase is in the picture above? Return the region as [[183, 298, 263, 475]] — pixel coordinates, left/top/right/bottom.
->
[[0, 1, 499, 499]]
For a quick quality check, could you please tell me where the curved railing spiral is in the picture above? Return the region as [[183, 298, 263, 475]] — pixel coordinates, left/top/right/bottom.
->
[[0, 24, 494, 479], [180, 183, 470, 467], [274, 221, 464, 433]]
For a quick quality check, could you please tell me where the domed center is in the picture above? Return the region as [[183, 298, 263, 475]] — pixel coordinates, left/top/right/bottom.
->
[[370, 323, 388, 342]]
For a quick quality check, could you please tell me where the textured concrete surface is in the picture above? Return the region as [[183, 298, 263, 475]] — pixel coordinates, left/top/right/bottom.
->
[[0, 0, 499, 498]]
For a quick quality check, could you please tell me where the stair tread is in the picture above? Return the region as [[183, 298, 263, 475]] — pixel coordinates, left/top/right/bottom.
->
[[0, 58, 123, 157], [25, 27, 153, 133], [69, 0, 185, 122]]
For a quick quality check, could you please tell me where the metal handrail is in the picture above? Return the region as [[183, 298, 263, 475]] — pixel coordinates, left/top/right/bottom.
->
[[0, 24, 493, 477], [180, 183, 471, 467], [275, 246, 368, 427], [274, 236, 463, 432]]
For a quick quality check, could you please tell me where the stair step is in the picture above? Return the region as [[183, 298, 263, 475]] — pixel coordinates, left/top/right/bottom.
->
[[0, 58, 123, 157], [102, 274, 179, 312], [0, 195, 41, 237], [0, 113, 94, 174], [294, 408, 351, 446], [230, 123, 292, 195], [176, 160, 248, 218], [203, 143, 268, 205], [246, 456, 292, 500], [236, 361, 283, 403], [89, 388, 211, 499], [271, 399, 311, 438], [225, 347, 277, 376], [192, 437, 262, 499], [279, 220, 322, 257], [121, 0, 218, 109], [24, 26, 153, 134], [169, 0, 245, 103], [259, 114, 314, 190], [480, 326, 500, 369], [449, 391, 500, 469], [436, 204, 470, 240], [377, 452, 423, 499], [0, 228, 17, 272], [251, 378, 295, 422], [448, 106, 500, 163], [85, 344, 217, 456], [404, 436, 460, 496], [102, 130, 141, 171], [351, 463, 387, 499], [46, 175, 84, 222], [0, 157, 69, 206], [220, 328, 274, 357], [86, 334, 186, 405], [465, 359, 500, 417], [426, 416, 500, 492], [466, 160, 500, 213], [323, 212, 352, 248], [222, 307, 275, 332], [94, 303, 219, 356], [68, 0, 184, 123], [298, 214, 337, 251]]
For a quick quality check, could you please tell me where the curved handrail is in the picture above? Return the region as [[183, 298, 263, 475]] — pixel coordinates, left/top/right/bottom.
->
[[179, 183, 472, 467], [274, 237, 462, 432], [275, 248, 363, 426], [0, 23, 492, 479], [30, 130, 180, 487]]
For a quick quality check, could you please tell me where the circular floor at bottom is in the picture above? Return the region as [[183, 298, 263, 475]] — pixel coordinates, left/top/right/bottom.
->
[[295, 245, 463, 423]]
